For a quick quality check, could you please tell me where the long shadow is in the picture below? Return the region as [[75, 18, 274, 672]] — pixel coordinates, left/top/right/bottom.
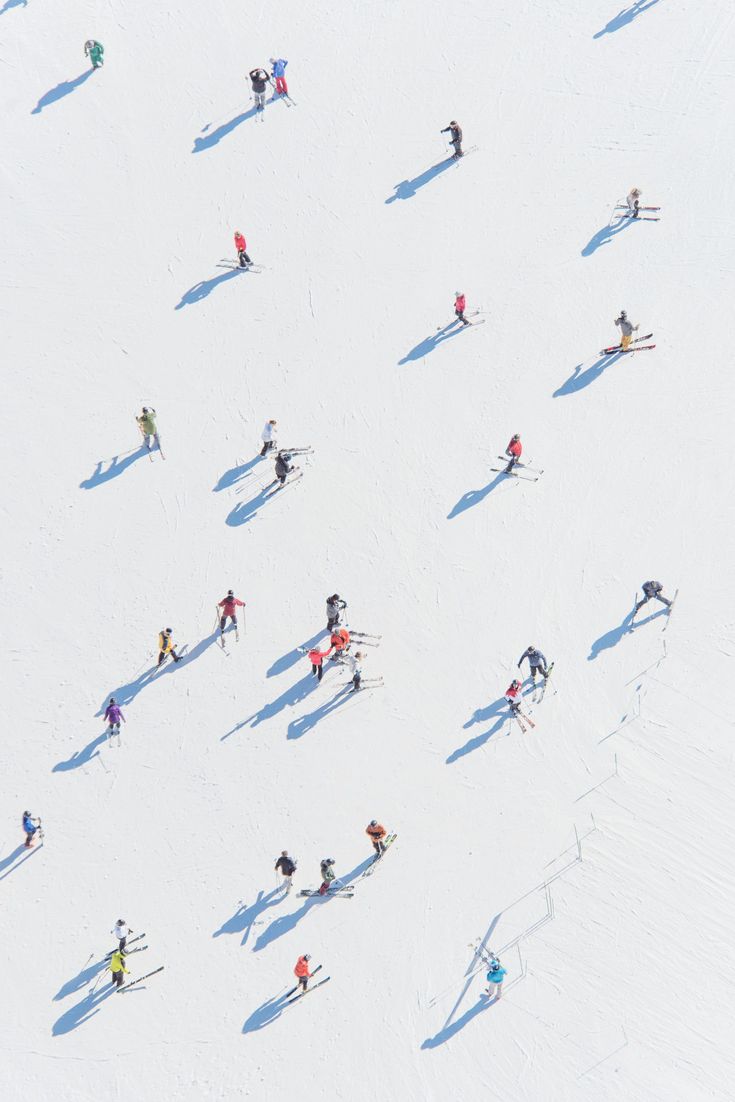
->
[[593, 0, 661, 38], [581, 215, 634, 257], [385, 157, 455, 203], [174, 268, 242, 310], [213, 888, 282, 946], [421, 996, 493, 1048], [32, 69, 94, 114], [1, 0, 28, 13], [52, 985, 115, 1036], [213, 455, 262, 493], [192, 105, 260, 153], [237, 673, 320, 731], [587, 607, 664, 661], [94, 664, 157, 717], [553, 352, 622, 397], [54, 958, 106, 1001], [447, 473, 507, 519], [242, 990, 292, 1033], [53, 731, 108, 773], [0, 843, 42, 881], [79, 446, 147, 489], [267, 631, 325, 678], [174, 630, 221, 671], [447, 696, 508, 763], [398, 321, 466, 365], [225, 484, 273, 527], [286, 683, 355, 740]]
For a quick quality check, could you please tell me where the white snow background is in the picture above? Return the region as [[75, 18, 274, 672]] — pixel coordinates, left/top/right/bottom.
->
[[2, 1, 735, 1099]]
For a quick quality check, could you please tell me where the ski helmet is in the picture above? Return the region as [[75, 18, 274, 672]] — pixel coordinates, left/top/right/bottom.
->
[[369, 819, 378, 827], [512, 434, 521, 441], [23, 810, 30, 817], [117, 919, 125, 926], [512, 679, 520, 688], [142, 407, 149, 413], [227, 589, 234, 597], [620, 309, 627, 319], [304, 953, 311, 961], [109, 697, 116, 704], [165, 627, 172, 634], [455, 290, 462, 296]]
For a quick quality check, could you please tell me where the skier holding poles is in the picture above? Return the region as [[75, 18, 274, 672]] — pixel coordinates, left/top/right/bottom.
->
[[104, 698, 125, 744], [217, 590, 245, 642]]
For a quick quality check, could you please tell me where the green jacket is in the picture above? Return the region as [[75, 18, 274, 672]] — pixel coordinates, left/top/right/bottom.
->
[[137, 410, 157, 435]]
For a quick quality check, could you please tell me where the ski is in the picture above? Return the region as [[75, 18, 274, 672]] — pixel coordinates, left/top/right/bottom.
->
[[490, 468, 540, 482], [118, 965, 164, 992], [286, 976, 331, 1005], [600, 332, 653, 354], [534, 662, 555, 703], [626, 215, 660, 221], [298, 889, 354, 898], [615, 205, 660, 211], [662, 588, 679, 632], [469, 941, 500, 968], [265, 470, 303, 497], [495, 458, 543, 475], [601, 344, 656, 355], [518, 709, 535, 728], [105, 933, 145, 958], [216, 262, 265, 274], [511, 712, 527, 734], [361, 833, 397, 877], [281, 446, 313, 455], [349, 631, 382, 640], [123, 944, 148, 956], [349, 638, 380, 648], [285, 965, 322, 998], [354, 677, 384, 689], [453, 145, 478, 161]]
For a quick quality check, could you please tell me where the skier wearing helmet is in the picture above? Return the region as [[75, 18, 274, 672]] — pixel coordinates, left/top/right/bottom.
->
[[218, 590, 245, 635], [614, 309, 639, 351], [365, 820, 387, 856], [233, 231, 251, 268], [454, 292, 470, 326], [504, 434, 522, 474], [441, 120, 463, 159]]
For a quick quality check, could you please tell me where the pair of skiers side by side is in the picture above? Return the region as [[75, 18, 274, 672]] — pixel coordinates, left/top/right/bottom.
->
[[249, 60, 290, 110], [84, 40, 104, 69]]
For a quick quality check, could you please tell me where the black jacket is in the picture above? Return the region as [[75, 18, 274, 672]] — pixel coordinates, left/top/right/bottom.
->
[[275, 855, 296, 876], [275, 453, 292, 479], [441, 124, 463, 144], [250, 69, 268, 93]]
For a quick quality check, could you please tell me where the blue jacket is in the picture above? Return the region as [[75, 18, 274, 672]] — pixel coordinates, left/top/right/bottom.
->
[[518, 647, 547, 670], [271, 58, 288, 77], [23, 814, 36, 834], [486, 965, 506, 985]]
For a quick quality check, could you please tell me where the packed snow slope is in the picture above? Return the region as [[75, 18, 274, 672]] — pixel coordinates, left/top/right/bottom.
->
[[2, 1, 735, 1099]]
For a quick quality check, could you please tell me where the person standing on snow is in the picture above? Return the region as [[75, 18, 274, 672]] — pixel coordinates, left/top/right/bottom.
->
[[22, 811, 41, 848], [307, 644, 333, 682], [484, 956, 507, 999], [634, 580, 672, 614], [504, 433, 522, 474], [626, 187, 642, 217], [107, 949, 129, 989], [84, 40, 104, 69], [218, 590, 245, 635], [454, 291, 470, 326], [270, 57, 289, 96], [260, 419, 277, 456], [319, 858, 336, 895], [341, 649, 364, 692], [614, 310, 639, 351], [275, 851, 297, 894], [249, 67, 269, 110], [504, 679, 523, 716], [326, 595, 347, 630], [136, 407, 160, 453], [157, 628, 182, 667], [366, 820, 387, 856], [112, 919, 133, 952], [274, 451, 296, 486], [294, 953, 313, 992], [234, 231, 251, 268], [104, 698, 125, 738], [328, 626, 350, 660], [441, 121, 463, 159], [517, 645, 549, 683]]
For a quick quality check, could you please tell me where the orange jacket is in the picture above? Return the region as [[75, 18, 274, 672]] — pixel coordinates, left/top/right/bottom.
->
[[366, 822, 386, 843], [294, 955, 311, 978], [330, 627, 350, 653]]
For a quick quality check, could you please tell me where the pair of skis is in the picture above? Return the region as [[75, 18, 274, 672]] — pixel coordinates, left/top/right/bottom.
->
[[601, 332, 655, 355], [264, 469, 303, 496], [105, 932, 145, 959], [615, 204, 661, 221], [361, 833, 397, 878], [631, 587, 678, 629], [436, 309, 483, 332], [298, 884, 355, 899], [511, 707, 535, 734], [217, 258, 265, 274], [490, 456, 544, 482], [284, 964, 331, 1005], [118, 966, 164, 993], [215, 606, 239, 649]]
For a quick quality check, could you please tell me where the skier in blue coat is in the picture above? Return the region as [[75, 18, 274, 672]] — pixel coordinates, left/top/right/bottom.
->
[[22, 811, 41, 848], [485, 957, 506, 999], [270, 57, 289, 97]]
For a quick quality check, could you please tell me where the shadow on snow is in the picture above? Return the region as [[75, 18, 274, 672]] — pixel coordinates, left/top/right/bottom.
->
[[0, 843, 42, 881], [421, 996, 494, 1048], [192, 105, 261, 153], [385, 157, 456, 202], [552, 352, 623, 397], [266, 632, 325, 678], [174, 268, 243, 310], [213, 888, 283, 946], [242, 989, 293, 1033], [581, 214, 635, 257], [52, 985, 115, 1036], [54, 958, 107, 1002], [593, 0, 662, 38], [587, 607, 665, 660], [32, 69, 94, 113], [398, 321, 467, 364], [286, 682, 356, 740], [446, 472, 508, 518], [212, 455, 262, 493], [79, 446, 148, 489], [446, 696, 508, 763]]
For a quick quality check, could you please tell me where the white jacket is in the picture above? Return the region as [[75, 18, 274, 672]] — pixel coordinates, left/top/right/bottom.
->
[[342, 653, 363, 676], [113, 923, 130, 941], [261, 421, 277, 444]]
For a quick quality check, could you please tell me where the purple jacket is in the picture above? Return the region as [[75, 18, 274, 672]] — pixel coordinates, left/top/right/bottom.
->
[[104, 703, 124, 724]]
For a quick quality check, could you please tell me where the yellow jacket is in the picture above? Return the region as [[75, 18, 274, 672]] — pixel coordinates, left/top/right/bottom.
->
[[158, 632, 173, 654], [108, 950, 129, 974]]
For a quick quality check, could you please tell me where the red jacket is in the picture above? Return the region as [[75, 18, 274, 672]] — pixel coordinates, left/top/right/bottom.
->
[[308, 647, 332, 667], [506, 436, 522, 459], [505, 681, 521, 702], [219, 596, 245, 616], [234, 232, 246, 252], [455, 294, 466, 313], [330, 628, 350, 653], [294, 955, 311, 978]]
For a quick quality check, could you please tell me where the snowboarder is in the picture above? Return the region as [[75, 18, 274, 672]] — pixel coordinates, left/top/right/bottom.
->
[[112, 919, 133, 952], [614, 310, 639, 352], [504, 679, 523, 716], [626, 187, 642, 217], [249, 67, 269, 110], [318, 858, 336, 895], [270, 57, 289, 96], [260, 419, 277, 456], [157, 628, 181, 667], [326, 594, 347, 630], [441, 120, 463, 159], [504, 433, 522, 474], [218, 590, 245, 634], [454, 291, 470, 326], [294, 953, 313, 992], [341, 649, 364, 692], [484, 956, 507, 999], [366, 820, 387, 856], [84, 40, 104, 69], [104, 698, 125, 738], [517, 646, 549, 682], [234, 231, 251, 268], [275, 851, 297, 894], [136, 407, 160, 453], [634, 580, 672, 613], [274, 450, 296, 486], [22, 811, 41, 848], [328, 626, 350, 660], [108, 948, 129, 989], [307, 645, 332, 682]]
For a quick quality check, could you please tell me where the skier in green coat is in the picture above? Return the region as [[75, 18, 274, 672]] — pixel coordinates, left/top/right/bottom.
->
[[136, 407, 160, 453], [85, 40, 104, 69]]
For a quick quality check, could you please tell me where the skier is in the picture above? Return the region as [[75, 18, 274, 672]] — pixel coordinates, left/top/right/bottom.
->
[[318, 858, 336, 895], [260, 419, 277, 456], [484, 956, 507, 999], [84, 40, 104, 69], [112, 919, 133, 952], [234, 231, 251, 268], [504, 679, 523, 716], [275, 851, 297, 894], [441, 120, 463, 159], [341, 649, 364, 692], [249, 67, 269, 110], [504, 433, 522, 474], [270, 57, 289, 96], [218, 590, 245, 635], [274, 450, 296, 486], [294, 953, 313, 993], [614, 310, 639, 352], [454, 291, 470, 326], [626, 187, 642, 217], [136, 407, 160, 453], [22, 810, 41, 848], [326, 594, 347, 630], [328, 625, 350, 660], [157, 628, 181, 667], [634, 580, 672, 614], [104, 697, 125, 738], [366, 820, 387, 856], [517, 645, 549, 683], [107, 948, 129, 989], [307, 644, 333, 682]]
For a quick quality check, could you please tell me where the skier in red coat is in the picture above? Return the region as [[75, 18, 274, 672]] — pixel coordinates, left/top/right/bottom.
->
[[218, 590, 245, 633], [233, 231, 251, 268], [454, 292, 470, 327], [504, 679, 522, 715], [307, 645, 333, 682], [504, 434, 522, 474]]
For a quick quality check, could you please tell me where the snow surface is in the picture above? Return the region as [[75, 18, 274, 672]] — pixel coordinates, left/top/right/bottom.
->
[[2, 1, 735, 1099]]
